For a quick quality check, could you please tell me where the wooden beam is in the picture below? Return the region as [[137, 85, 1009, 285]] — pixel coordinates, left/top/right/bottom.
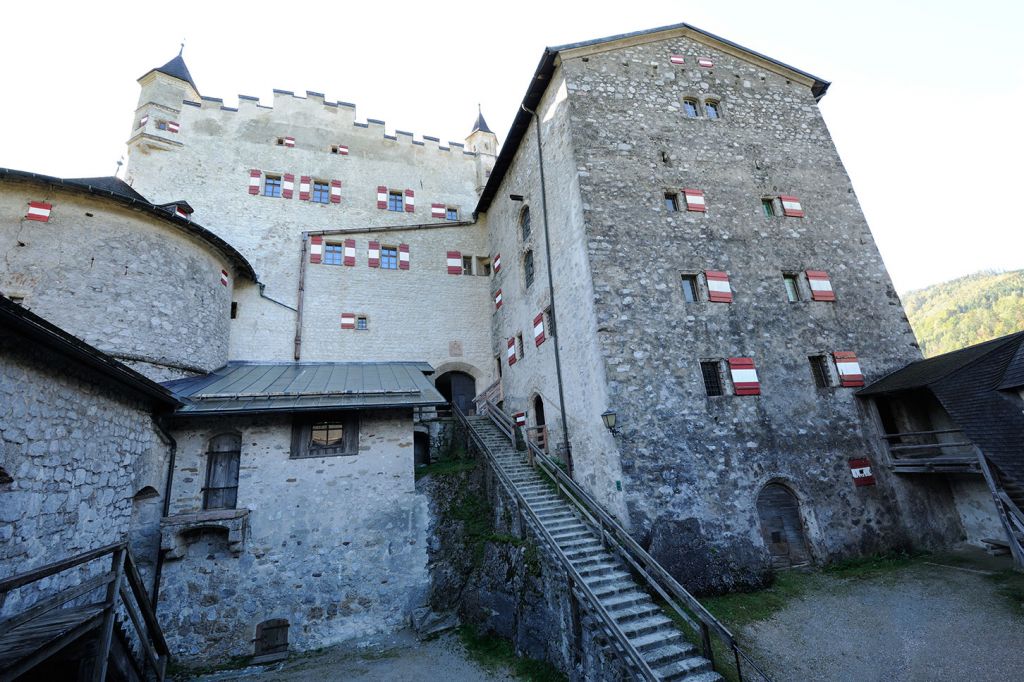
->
[[0, 542, 121, 593], [91, 547, 126, 682], [977, 450, 1024, 569]]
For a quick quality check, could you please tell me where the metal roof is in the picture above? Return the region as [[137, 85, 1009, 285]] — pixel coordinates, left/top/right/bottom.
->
[[475, 22, 831, 215], [143, 52, 198, 93], [0, 296, 178, 409], [163, 361, 445, 415]]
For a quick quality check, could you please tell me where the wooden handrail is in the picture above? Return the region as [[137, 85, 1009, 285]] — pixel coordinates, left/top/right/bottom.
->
[[888, 442, 973, 452], [0, 541, 123, 593], [880, 428, 964, 439], [477, 398, 772, 681]]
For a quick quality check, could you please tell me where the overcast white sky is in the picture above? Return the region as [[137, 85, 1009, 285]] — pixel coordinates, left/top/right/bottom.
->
[[2, 0, 1021, 292]]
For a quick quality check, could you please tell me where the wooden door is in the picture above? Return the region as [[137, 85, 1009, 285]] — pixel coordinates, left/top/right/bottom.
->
[[204, 434, 241, 510], [756, 484, 811, 568]]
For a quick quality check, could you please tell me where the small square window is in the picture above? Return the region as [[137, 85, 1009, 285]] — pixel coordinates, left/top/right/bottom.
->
[[665, 193, 679, 212], [323, 244, 344, 266], [462, 256, 473, 276], [230, 302, 238, 319], [446, 207, 459, 221], [681, 275, 699, 303], [276, 138, 285, 146], [783, 274, 801, 302], [477, 257, 491, 276], [291, 414, 358, 458], [312, 181, 330, 204], [156, 120, 169, 131], [356, 316, 368, 331], [388, 192, 404, 212], [762, 198, 777, 217], [544, 307, 555, 338], [701, 361, 724, 397], [682, 99, 700, 118], [809, 355, 832, 388], [263, 175, 282, 198], [380, 246, 398, 269], [705, 101, 721, 119]]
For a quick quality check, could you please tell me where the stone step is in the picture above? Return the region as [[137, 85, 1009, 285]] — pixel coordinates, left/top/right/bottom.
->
[[591, 579, 636, 599], [600, 590, 651, 613], [577, 561, 622, 577], [557, 534, 600, 549], [583, 570, 633, 589], [611, 602, 664, 624], [562, 545, 604, 561], [619, 615, 674, 639], [541, 516, 582, 530], [641, 642, 696, 669], [630, 629, 686, 654], [571, 552, 617, 569], [651, 655, 715, 681]]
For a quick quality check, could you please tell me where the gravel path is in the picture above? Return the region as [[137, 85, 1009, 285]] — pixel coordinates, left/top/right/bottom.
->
[[183, 631, 512, 682], [741, 561, 1024, 682]]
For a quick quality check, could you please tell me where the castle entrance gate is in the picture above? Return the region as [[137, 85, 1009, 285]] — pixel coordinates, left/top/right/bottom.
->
[[435, 371, 476, 415]]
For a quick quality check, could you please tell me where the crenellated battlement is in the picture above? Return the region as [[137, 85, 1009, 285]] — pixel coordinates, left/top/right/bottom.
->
[[169, 87, 483, 156]]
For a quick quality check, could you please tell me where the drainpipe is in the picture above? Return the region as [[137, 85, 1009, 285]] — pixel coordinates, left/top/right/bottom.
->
[[150, 416, 177, 610], [521, 103, 573, 476], [294, 235, 308, 360]]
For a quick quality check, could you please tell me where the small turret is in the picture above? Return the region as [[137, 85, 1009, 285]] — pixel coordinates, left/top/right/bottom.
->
[[466, 105, 498, 193]]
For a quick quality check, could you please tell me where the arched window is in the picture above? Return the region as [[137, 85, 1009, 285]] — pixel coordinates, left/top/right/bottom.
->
[[705, 100, 721, 119], [682, 98, 700, 118], [520, 206, 532, 241], [203, 433, 241, 510]]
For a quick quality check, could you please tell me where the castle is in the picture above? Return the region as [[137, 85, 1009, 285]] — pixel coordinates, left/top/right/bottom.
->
[[0, 21, 988, 672]]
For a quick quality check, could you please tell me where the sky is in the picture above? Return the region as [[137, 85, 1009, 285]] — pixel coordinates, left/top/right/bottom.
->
[[2, 0, 1021, 293]]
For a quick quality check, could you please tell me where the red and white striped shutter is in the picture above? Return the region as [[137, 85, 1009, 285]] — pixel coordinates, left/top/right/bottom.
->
[[139, 115, 149, 128], [806, 270, 835, 301], [533, 313, 546, 346], [494, 289, 503, 310], [220, 269, 230, 287], [849, 457, 876, 486], [341, 313, 356, 329], [683, 188, 706, 212], [282, 173, 295, 199], [309, 236, 323, 264], [167, 121, 180, 133], [834, 352, 865, 387], [780, 195, 804, 217], [368, 241, 381, 268], [337, 144, 349, 155], [507, 338, 517, 366], [25, 201, 52, 222], [431, 203, 445, 219], [670, 54, 685, 65], [705, 270, 733, 303], [698, 57, 714, 68], [399, 243, 410, 270], [447, 250, 462, 275], [248, 170, 261, 195], [514, 412, 527, 427], [284, 136, 295, 147], [404, 189, 415, 213], [728, 357, 761, 395], [493, 253, 501, 273], [343, 239, 356, 266], [376, 186, 387, 209], [330, 179, 342, 204], [299, 176, 311, 201]]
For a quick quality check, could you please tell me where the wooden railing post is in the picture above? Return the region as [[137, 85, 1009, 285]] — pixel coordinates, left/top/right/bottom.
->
[[91, 546, 126, 682], [701, 622, 715, 670]]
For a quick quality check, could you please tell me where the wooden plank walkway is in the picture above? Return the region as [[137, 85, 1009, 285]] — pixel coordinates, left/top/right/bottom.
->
[[0, 603, 104, 679]]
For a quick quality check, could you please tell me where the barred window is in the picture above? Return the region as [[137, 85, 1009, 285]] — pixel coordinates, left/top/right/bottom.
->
[[809, 355, 832, 388], [701, 361, 724, 397]]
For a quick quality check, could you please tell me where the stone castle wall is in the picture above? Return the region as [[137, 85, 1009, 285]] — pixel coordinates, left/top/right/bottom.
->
[[0, 182, 235, 380], [159, 410, 429, 660]]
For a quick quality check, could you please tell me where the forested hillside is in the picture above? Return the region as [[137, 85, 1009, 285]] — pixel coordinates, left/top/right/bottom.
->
[[903, 270, 1024, 357]]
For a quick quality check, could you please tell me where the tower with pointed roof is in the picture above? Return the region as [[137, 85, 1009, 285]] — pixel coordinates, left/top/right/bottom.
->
[[465, 106, 498, 192], [126, 50, 199, 173]]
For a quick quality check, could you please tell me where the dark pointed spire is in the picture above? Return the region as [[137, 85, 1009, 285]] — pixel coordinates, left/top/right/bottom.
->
[[470, 104, 493, 135], [151, 47, 198, 93]]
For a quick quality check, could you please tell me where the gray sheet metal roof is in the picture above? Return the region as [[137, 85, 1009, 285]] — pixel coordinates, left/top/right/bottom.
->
[[163, 361, 444, 415]]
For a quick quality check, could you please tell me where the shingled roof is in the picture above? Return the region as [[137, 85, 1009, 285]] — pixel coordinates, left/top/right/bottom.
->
[[147, 52, 198, 93]]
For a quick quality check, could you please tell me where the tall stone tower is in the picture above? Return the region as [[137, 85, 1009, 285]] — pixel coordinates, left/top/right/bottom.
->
[[465, 107, 498, 192]]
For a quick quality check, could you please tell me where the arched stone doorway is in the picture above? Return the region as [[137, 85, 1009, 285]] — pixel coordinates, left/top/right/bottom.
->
[[435, 370, 476, 415], [756, 483, 811, 568], [533, 395, 546, 427]]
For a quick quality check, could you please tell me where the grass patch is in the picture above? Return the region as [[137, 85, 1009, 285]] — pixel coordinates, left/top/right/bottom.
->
[[416, 457, 477, 480], [698, 570, 809, 628], [458, 624, 566, 681], [821, 550, 923, 580], [167, 655, 254, 679]]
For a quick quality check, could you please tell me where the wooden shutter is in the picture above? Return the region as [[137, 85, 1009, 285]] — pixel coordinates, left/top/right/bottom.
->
[[705, 270, 733, 303], [507, 338, 517, 366], [670, 54, 685, 65], [833, 352, 864, 387], [494, 289, 503, 310], [534, 313, 546, 346], [368, 241, 380, 268], [493, 253, 501, 273], [849, 458, 876, 486], [342, 239, 356, 266], [780, 195, 804, 217], [447, 251, 462, 275], [728, 357, 760, 395], [299, 176, 311, 201], [697, 57, 714, 68], [431, 203, 445, 218], [283, 136, 295, 147], [376, 186, 387, 209], [26, 201, 52, 222], [341, 313, 356, 329], [248, 169, 261, 195], [683, 188, 706, 212], [806, 270, 835, 301], [282, 173, 294, 199], [330, 179, 342, 203], [309, 236, 323, 264], [399, 244, 410, 270], [167, 121, 180, 133], [255, 619, 290, 655], [404, 189, 415, 212]]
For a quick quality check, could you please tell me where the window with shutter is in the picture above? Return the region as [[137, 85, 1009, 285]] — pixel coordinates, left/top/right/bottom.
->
[[704, 270, 732, 303], [203, 433, 241, 510], [728, 357, 761, 395]]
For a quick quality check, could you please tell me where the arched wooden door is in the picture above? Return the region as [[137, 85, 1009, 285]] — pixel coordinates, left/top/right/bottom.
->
[[756, 483, 811, 568]]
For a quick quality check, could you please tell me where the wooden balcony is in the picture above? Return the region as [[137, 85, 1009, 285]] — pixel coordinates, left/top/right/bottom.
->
[[882, 428, 980, 473]]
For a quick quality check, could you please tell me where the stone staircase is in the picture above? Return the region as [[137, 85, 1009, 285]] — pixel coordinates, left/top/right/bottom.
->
[[466, 415, 722, 682]]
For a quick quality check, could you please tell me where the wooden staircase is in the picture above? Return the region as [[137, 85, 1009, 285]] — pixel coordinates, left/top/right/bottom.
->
[[0, 542, 169, 681], [457, 401, 771, 681]]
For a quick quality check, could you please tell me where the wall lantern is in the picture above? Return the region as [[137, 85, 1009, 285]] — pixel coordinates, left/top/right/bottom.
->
[[601, 410, 619, 434]]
